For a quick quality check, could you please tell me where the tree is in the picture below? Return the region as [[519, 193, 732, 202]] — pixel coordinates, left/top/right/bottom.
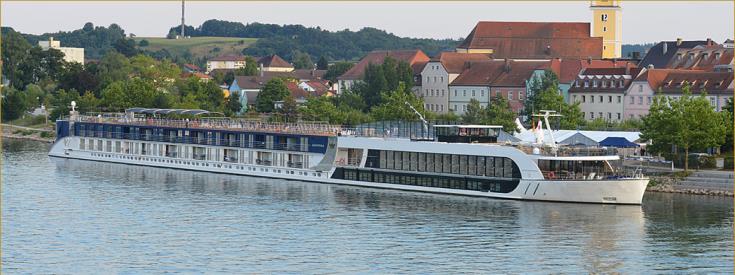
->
[[526, 70, 584, 129], [641, 85, 727, 171], [1, 87, 29, 121], [256, 78, 289, 113], [235, 56, 258, 76], [291, 50, 314, 69], [224, 71, 235, 86], [226, 91, 243, 116], [1, 29, 32, 88], [353, 57, 414, 110], [113, 38, 138, 57], [138, 39, 149, 47], [722, 97, 734, 153], [299, 96, 339, 122], [334, 90, 367, 112], [462, 99, 484, 124], [370, 83, 425, 121], [279, 95, 299, 122], [316, 56, 328, 70], [324, 62, 354, 82], [484, 95, 518, 133]]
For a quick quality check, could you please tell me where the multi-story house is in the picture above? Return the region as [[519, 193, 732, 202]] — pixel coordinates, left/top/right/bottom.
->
[[206, 55, 246, 73], [624, 68, 734, 119], [448, 60, 546, 115], [568, 67, 640, 122], [419, 52, 491, 114], [337, 50, 430, 94]]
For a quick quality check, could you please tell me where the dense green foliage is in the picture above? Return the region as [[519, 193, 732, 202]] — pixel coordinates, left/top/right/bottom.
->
[[167, 20, 459, 61], [324, 62, 354, 82], [256, 78, 289, 113], [461, 98, 517, 133], [640, 85, 727, 171], [7, 23, 127, 59], [525, 70, 585, 129], [351, 57, 414, 110]]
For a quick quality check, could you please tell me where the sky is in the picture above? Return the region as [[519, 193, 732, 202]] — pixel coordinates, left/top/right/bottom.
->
[[2, 1, 733, 44]]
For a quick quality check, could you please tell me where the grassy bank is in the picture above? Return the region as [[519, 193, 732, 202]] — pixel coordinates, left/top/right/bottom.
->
[[134, 36, 257, 59]]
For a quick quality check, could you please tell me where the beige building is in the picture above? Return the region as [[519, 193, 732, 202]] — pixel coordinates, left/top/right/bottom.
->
[[419, 53, 491, 114], [257, 55, 294, 72], [206, 55, 246, 73], [38, 37, 84, 64]]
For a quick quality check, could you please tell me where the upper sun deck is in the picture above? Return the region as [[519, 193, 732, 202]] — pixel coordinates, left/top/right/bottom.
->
[[65, 114, 342, 137]]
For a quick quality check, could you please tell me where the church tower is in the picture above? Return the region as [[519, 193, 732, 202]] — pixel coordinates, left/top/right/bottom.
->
[[591, 0, 622, 59]]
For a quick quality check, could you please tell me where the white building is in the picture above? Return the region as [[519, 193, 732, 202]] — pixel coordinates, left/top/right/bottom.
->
[[38, 37, 84, 64], [206, 55, 246, 73]]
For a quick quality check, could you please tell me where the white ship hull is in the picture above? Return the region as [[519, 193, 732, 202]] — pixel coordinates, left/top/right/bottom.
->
[[50, 136, 648, 205]]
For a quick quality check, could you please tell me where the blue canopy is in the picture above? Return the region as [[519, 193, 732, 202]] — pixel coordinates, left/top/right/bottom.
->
[[599, 137, 639, 148]]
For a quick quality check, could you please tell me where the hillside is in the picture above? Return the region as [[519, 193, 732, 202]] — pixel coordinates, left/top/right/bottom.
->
[[134, 36, 257, 60]]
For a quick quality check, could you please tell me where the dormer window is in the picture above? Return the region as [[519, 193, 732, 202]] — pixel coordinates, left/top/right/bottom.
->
[[584, 80, 589, 87], [700, 80, 708, 88], [678, 80, 686, 87], [576, 80, 581, 87], [689, 53, 696, 59], [602, 80, 607, 88], [715, 52, 722, 59], [593, 80, 598, 87], [619, 80, 624, 87], [677, 53, 683, 60], [666, 80, 673, 87], [702, 53, 709, 59], [717, 80, 724, 87]]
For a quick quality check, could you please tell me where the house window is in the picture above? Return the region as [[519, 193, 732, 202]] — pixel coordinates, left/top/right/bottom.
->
[[454, 105, 457, 111], [434, 76, 437, 82], [454, 90, 457, 97], [630, 96, 635, 105], [711, 97, 716, 106], [638, 85, 643, 92], [481, 91, 484, 97], [576, 81, 581, 87], [647, 97, 652, 105], [603, 26, 607, 32], [599, 96, 603, 103], [593, 80, 598, 88], [602, 81, 607, 88], [617, 96, 621, 103], [607, 112, 612, 120], [590, 112, 595, 119], [463, 105, 467, 111], [584, 81, 589, 88], [508, 91, 513, 100], [573, 95, 578, 102], [582, 95, 586, 103], [440, 76, 444, 82], [638, 96, 643, 105], [617, 113, 621, 120], [599, 112, 603, 118], [472, 90, 476, 97], [591, 96, 595, 103], [608, 96, 612, 103], [601, 14, 608, 21], [519, 92, 524, 101], [441, 90, 444, 97]]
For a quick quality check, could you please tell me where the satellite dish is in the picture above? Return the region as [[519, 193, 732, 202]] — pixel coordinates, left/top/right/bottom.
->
[[71, 101, 76, 112]]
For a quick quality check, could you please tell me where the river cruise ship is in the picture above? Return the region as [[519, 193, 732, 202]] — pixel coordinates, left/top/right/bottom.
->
[[49, 108, 648, 204]]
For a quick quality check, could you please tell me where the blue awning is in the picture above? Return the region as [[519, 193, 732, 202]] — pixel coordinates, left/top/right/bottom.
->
[[599, 137, 639, 148]]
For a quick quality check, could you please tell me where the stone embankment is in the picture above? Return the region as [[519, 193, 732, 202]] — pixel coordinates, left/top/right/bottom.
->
[[1, 124, 55, 143], [647, 170, 734, 196]]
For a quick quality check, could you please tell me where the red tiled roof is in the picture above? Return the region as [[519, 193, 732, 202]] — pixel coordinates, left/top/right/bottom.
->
[[433, 52, 492, 73], [286, 81, 310, 99], [257, 54, 293, 68], [557, 59, 638, 83], [183, 63, 202, 71], [450, 60, 548, 87], [665, 47, 734, 70], [457, 21, 603, 59], [656, 70, 733, 94], [209, 55, 246, 62], [338, 50, 430, 80]]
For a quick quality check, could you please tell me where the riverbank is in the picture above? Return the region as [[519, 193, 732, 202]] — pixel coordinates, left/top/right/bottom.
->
[[1, 124, 54, 143], [646, 174, 734, 197]]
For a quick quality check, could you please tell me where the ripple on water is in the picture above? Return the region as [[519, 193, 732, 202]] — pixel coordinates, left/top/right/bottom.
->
[[2, 140, 733, 274]]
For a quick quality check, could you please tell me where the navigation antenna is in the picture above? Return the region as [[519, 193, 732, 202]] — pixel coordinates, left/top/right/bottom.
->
[[405, 101, 429, 134], [531, 110, 563, 147]]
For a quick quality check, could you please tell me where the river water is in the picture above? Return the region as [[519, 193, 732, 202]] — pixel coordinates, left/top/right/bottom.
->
[[3, 139, 733, 274]]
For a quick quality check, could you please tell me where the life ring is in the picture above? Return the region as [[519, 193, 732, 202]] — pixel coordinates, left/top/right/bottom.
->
[[548, 171, 555, 179]]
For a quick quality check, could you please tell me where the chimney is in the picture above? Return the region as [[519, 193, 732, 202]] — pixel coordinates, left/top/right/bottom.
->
[[707, 38, 713, 46], [663, 42, 668, 55], [676, 38, 683, 46], [625, 66, 631, 75], [504, 58, 511, 72]]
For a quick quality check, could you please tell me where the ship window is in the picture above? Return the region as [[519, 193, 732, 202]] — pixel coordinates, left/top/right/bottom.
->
[[468, 156, 477, 175], [451, 155, 460, 174], [494, 157, 504, 177], [418, 153, 426, 172], [379, 150, 387, 169], [485, 157, 494, 177], [386, 151, 394, 169], [409, 152, 418, 171], [477, 156, 485, 176], [434, 153, 442, 173], [460, 155, 469, 175], [442, 154, 451, 173], [402, 151, 410, 170]]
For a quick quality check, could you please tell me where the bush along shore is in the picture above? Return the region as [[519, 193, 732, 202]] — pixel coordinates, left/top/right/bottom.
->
[[646, 174, 734, 197], [2, 124, 55, 143]]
